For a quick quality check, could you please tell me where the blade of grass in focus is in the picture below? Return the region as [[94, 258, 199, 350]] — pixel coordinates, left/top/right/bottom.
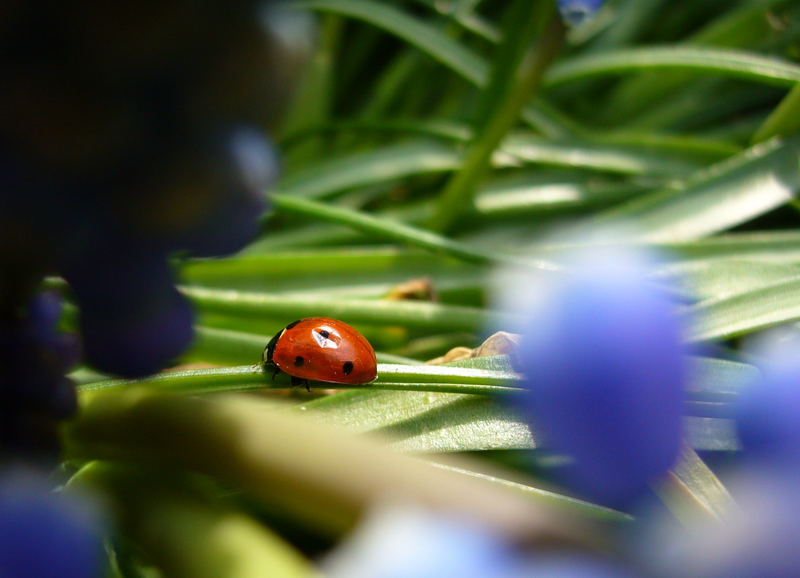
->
[[544, 46, 800, 88], [600, 135, 800, 241]]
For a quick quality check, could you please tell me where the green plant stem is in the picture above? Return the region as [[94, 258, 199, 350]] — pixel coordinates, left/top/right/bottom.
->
[[427, 10, 565, 233], [77, 363, 523, 395], [75, 359, 750, 413], [752, 83, 800, 144]]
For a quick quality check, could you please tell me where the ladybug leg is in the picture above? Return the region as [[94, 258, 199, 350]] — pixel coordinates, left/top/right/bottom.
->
[[271, 367, 280, 381], [290, 376, 310, 392]]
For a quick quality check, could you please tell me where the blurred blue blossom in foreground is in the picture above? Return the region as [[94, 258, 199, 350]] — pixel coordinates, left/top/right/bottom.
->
[[557, 0, 605, 26], [501, 244, 687, 506], [650, 467, 800, 577], [321, 504, 633, 578], [0, 293, 79, 458], [509, 554, 635, 578], [736, 329, 800, 464], [0, 469, 104, 577], [0, 1, 307, 458], [322, 505, 517, 578]]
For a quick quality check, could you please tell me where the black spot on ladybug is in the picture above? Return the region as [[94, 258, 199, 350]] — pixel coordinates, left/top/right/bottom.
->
[[285, 320, 302, 330], [343, 361, 354, 375], [294, 356, 305, 367], [319, 329, 330, 339]]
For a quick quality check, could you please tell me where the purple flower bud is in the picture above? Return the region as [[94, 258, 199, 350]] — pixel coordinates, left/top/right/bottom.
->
[[558, 1, 605, 26], [26, 292, 62, 336], [63, 245, 174, 313], [0, 293, 80, 456], [78, 285, 194, 377], [0, 470, 104, 578], [508, 246, 686, 506], [736, 331, 800, 462]]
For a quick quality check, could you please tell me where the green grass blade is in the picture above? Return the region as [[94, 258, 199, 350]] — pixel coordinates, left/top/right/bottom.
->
[[294, 0, 488, 85], [686, 275, 800, 342], [660, 259, 800, 302], [182, 284, 515, 332], [598, 0, 794, 125], [545, 46, 800, 88], [657, 445, 736, 523], [601, 135, 800, 241], [752, 83, 800, 144], [664, 231, 800, 263], [269, 193, 557, 270], [503, 134, 715, 177], [64, 389, 597, 542], [427, 12, 565, 232], [273, 140, 464, 199], [294, 0, 575, 137]]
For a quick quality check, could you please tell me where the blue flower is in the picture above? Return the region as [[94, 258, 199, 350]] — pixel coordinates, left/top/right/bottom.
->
[[0, 1, 301, 459], [322, 505, 518, 578], [0, 470, 104, 578], [509, 246, 687, 506], [651, 467, 800, 577], [736, 330, 800, 463], [1, 293, 79, 457], [511, 554, 636, 577], [558, 1, 605, 26], [323, 505, 638, 578]]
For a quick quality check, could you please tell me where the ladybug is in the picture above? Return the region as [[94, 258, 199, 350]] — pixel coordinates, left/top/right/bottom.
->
[[263, 318, 378, 390]]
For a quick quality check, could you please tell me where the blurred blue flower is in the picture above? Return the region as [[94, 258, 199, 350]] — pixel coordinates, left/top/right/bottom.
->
[[510, 246, 686, 506], [558, 0, 605, 26], [78, 286, 194, 378], [736, 330, 800, 463], [510, 553, 636, 577], [650, 466, 800, 577], [323, 505, 639, 578], [0, 2, 300, 430], [0, 470, 104, 578], [322, 505, 518, 578], [1, 293, 79, 458]]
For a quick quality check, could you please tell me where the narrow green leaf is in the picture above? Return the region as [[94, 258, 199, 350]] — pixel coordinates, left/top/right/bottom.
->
[[70, 463, 315, 578], [294, 0, 488, 85], [428, 462, 632, 522], [686, 275, 800, 342], [545, 46, 800, 88], [181, 247, 477, 286], [274, 132, 720, 208], [182, 285, 516, 332], [657, 445, 736, 523], [427, 12, 565, 232], [274, 140, 464, 199], [655, 259, 800, 301], [294, 0, 574, 137], [752, 83, 800, 144], [186, 326, 269, 365], [503, 134, 710, 177], [598, 0, 794, 125], [601, 135, 800, 241], [664, 231, 800, 263], [269, 193, 559, 271], [64, 389, 595, 541]]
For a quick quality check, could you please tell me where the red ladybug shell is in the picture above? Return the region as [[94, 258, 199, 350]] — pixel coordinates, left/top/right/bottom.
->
[[265, 318, 377, 384]]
